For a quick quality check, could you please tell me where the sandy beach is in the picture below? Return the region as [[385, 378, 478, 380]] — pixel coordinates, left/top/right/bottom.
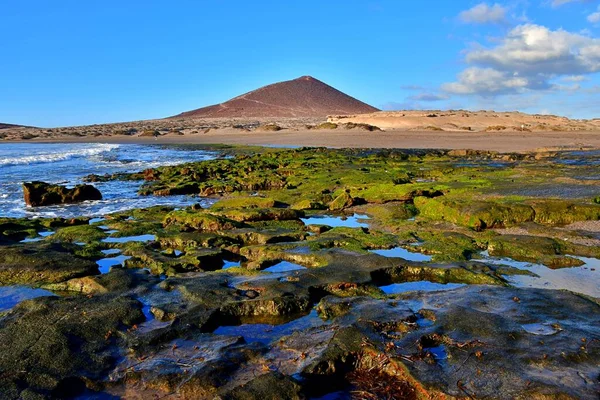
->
[[9, 128, 600, 153]]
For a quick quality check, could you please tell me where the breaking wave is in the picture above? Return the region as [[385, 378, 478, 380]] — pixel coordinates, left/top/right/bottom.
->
[[0, 143, 120, 166]]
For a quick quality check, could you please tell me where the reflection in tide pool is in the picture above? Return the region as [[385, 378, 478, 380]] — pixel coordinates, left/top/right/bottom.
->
[[301, 214, 370, 228], [371, 246, 432, 262], [481, 251, 600, 298], [96, 255, 131, 274], [0, 286, 56, 313], [522, 323, 561, 336], [213, 310, 326, 344], [264, 261, 306, 273], [101, 249, 122, 256], [380, 281, 465, 294], [222, 260, 242, 269], [102, 234, 155, 243]]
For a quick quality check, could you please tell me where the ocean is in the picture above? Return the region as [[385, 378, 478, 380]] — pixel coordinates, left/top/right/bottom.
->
[[0, 143, 216, 218]]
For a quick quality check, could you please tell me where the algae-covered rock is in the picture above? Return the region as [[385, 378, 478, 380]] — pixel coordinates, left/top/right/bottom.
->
[[328, 192, 354, 211], [0, 242, 99, 285], [530, 200, 600, 225], [311, 227, 398, 253], [23, 181, 102, 207], [52, 224, 107, 243], [290, 199, 327, 210], [122, 244, 226, 275], [213, 208, 303, 223], [42, 268, 147, 294], [487, 234, 585, 268], [354, 183, 442, 204], [163, 210, 242, 232], [413, 231, 481, 262], [415, 197, 536, 231], [0, 295, 143, 398], [212, 197, 277, 210], [158, 231, 240, 250]]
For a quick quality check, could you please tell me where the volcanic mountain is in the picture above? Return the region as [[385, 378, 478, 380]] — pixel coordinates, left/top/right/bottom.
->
[[171, 76, 379, 118]]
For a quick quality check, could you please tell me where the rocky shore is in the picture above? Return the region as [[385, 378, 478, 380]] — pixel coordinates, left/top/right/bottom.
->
[[0, 146, 599, 399]]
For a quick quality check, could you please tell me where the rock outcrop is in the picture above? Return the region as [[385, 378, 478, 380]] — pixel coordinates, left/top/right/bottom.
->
[[22, 181, 102, 207]]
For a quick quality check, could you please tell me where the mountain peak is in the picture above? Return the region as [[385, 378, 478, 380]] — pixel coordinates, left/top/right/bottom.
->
[[171, 76, 378, 118]]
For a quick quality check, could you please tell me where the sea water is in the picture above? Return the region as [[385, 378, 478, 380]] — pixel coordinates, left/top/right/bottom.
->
[[0, 143, 216, 218]]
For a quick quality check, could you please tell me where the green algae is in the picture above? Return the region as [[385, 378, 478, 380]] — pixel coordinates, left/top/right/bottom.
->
[[211, 197, 277, 210], [51, 224, 108, 243], [163, 210, 242, 231], [307, 227, 398, 253]]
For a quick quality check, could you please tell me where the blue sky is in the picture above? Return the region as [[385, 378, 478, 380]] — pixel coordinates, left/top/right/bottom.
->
[[1, 0, 599, 127]]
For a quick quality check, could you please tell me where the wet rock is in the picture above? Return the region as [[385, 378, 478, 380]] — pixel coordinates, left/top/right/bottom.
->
[[52, 224, 108, 243], [530, 200, 600, 225], [0, 295, 144, 399], [290, 199, 327, 210], [213, 208, 304, 223], [488, 234, 586, 268], [158, 231, 240, 249], [22, 181, 102, 207], [310, 286, 600, 399], [225, 372, 303, 400], [123, 244, 227, 275], [305, 224, 332, 234], [0, 242, 98, 285], [107, 336, 266, 399], [415, 197, 536, 231], [228, 228, 307, 245], [212, 197, 277, 210], [328, 192, 354, 211], [43, 268, 148, 294], [163, 210, 242, 232]]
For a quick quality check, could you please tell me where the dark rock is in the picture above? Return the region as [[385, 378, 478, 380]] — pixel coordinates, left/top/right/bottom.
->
[[23, 181, 102, 207], [0, 295, 144, 399]]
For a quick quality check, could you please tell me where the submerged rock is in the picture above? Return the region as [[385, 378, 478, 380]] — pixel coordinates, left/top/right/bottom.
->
[[22, 181, 102, 207]]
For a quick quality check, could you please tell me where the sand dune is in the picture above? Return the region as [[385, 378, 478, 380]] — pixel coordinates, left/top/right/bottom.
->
[[329, 110, 600, 132]]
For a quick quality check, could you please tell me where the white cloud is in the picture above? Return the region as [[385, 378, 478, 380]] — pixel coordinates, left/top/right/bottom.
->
[[459, 3, 507, 24], [588, 7, 600, 23], [408, 93, 450, 101], [444, 24, 600, 95], [561, 75, 587, 82], [466, 25, 600, 75], [443, 68, 531, 95], [550, 0, 585, 7]]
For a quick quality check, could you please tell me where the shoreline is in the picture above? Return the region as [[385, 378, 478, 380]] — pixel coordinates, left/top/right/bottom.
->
[[2, 128, 600, 153]]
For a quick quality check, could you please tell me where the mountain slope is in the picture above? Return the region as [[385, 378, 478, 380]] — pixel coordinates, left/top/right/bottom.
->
[[171, 76, 379, 118]]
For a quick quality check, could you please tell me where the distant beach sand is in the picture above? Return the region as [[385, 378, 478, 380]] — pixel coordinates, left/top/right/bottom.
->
[[13, 128, 600, 153]]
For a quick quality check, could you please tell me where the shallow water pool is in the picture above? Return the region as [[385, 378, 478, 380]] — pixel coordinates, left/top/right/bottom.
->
[[213, 310, 326, 344], [0, 286, 57, 313], [263, 261, 306, 273], [301, 214, 370, 228], [481, 251, 600, 298], [380, 281, 465, 294], [370, 246, 432, 262]]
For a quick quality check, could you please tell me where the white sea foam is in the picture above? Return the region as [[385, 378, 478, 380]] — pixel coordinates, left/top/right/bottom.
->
[[0, 143, 120, 166]]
